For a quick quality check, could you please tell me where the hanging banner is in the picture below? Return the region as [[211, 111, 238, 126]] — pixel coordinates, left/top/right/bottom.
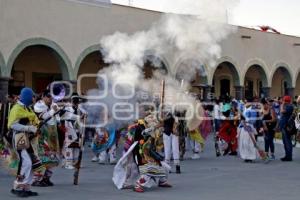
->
[[65, 0, 111, 7]]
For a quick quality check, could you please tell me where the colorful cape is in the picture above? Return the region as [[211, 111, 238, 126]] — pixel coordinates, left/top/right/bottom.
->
[[112, 141, 139, 189], [35, 124, 60, 168], [92, 125, 116, 153], [189, 128, 205, 146], [200, 111, 212, 140]]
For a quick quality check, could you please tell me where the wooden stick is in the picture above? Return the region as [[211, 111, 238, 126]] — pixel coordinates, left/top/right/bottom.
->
[[73, 115, 86, 185], [160, 80, 165, 120], [245, 122, 268, 160]]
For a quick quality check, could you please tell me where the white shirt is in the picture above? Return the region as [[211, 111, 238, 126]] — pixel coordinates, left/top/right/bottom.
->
[[34, 100, 57, 125], [214, 104, 221, 120]]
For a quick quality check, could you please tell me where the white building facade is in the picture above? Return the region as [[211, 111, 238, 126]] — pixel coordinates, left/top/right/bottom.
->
[[1, 0, 300, 101]]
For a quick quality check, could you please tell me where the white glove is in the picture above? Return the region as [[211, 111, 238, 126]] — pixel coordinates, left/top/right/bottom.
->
[[27, 125, 37, 133]]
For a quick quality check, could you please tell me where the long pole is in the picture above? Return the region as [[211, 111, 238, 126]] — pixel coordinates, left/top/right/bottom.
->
[[160, 80, 165, 120], [73, 115, 86, 185]]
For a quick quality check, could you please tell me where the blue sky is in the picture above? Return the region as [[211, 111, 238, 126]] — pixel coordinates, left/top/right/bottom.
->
[[112, 0, 300, 36]]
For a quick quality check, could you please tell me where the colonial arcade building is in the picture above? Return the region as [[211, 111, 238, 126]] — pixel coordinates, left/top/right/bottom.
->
[[1, 0, 300, 102]]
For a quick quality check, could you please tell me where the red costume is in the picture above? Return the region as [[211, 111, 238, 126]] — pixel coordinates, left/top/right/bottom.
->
[[218, 120, 237, 153]]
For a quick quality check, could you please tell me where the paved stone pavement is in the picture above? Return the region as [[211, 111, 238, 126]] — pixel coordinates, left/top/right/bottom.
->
[[1, 137, 300, 200]]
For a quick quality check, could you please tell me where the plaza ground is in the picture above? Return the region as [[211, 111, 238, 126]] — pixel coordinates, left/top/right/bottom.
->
[[1, 137, 300, 200]]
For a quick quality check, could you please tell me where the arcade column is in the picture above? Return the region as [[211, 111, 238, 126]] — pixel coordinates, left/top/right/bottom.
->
[[286, 87, 295, 98], [261, 87, 270, 98], [203, 85, 213, 102], [235, 86, 244, 100], [0, 77, 9, 140], [0, 77, 9, 103]]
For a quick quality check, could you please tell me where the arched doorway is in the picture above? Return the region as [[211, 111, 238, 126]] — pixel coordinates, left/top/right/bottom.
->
[[7, 38, 72, 95], [0, 51, 8, 103], [8, 45, 71, 95], [143, 54, 168, 79], [212, 61, 240, 99], [270, 67, 293, 98], [244, 64, 268, 98], [175, 59, 208, 100], [140, 55, 168, 103], [76, 50, 109, 94], [0, 51, 4, 77], [76, 46, 169, 95], [220, 79, 230, 97], [295, 71, 300, 97]]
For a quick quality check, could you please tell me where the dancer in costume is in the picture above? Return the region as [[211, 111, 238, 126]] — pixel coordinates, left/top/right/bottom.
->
[[8, 88, 41, 197], [184, 104, 206, 160], [174, 111, 188, 160], [163, 112, 181, 173], [66, 95, 86, 169], [217, 103, 238, 156], [134, 125, 172, 192], [91, 120, 117, 164], [187, 121, 207, 160], [112, 119, 146, 189], [237, 105, 259, 163], [198, 105, 213, 150], [33, 90, 60, 186], [60, 96, 82, 170], [113, 110, 168, 191]]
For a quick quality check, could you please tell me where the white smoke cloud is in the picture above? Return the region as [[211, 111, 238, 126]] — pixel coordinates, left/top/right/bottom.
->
[[161, 0, 238, 21], [86, 0, 239, 129]]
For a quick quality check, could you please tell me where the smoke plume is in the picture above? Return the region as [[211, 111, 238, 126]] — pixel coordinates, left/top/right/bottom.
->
[[86, 0, 239, 129]]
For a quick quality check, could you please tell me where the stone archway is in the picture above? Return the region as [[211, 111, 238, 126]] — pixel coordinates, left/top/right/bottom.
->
[[212, 61, 241, 100], [295, 70, 300, 97], [75, 46, 170, 94], [76, 47, 109, 94], [0, 51, 5, 76], [244, 64, 269, 98], [7, 38, 73, 80], [270, 66, 293, 98], [143, 54, 168, 79], [174, 58, 208, 100], [74, 44, 101, 78], [7, 38, 73, 94], [0, 51, 9, 103]]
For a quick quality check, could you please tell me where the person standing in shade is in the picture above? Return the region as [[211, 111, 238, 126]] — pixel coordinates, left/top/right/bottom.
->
[[280, 96, 294, 162], [261, 98, 277, 160], [163, 112, 181, 174]]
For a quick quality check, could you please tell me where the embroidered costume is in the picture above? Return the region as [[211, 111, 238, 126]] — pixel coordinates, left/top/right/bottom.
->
[[91, 123, 117, 164], [134, 124, 172, 192], [8, 88, 41, 197], [33, 92, 60, 187]]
